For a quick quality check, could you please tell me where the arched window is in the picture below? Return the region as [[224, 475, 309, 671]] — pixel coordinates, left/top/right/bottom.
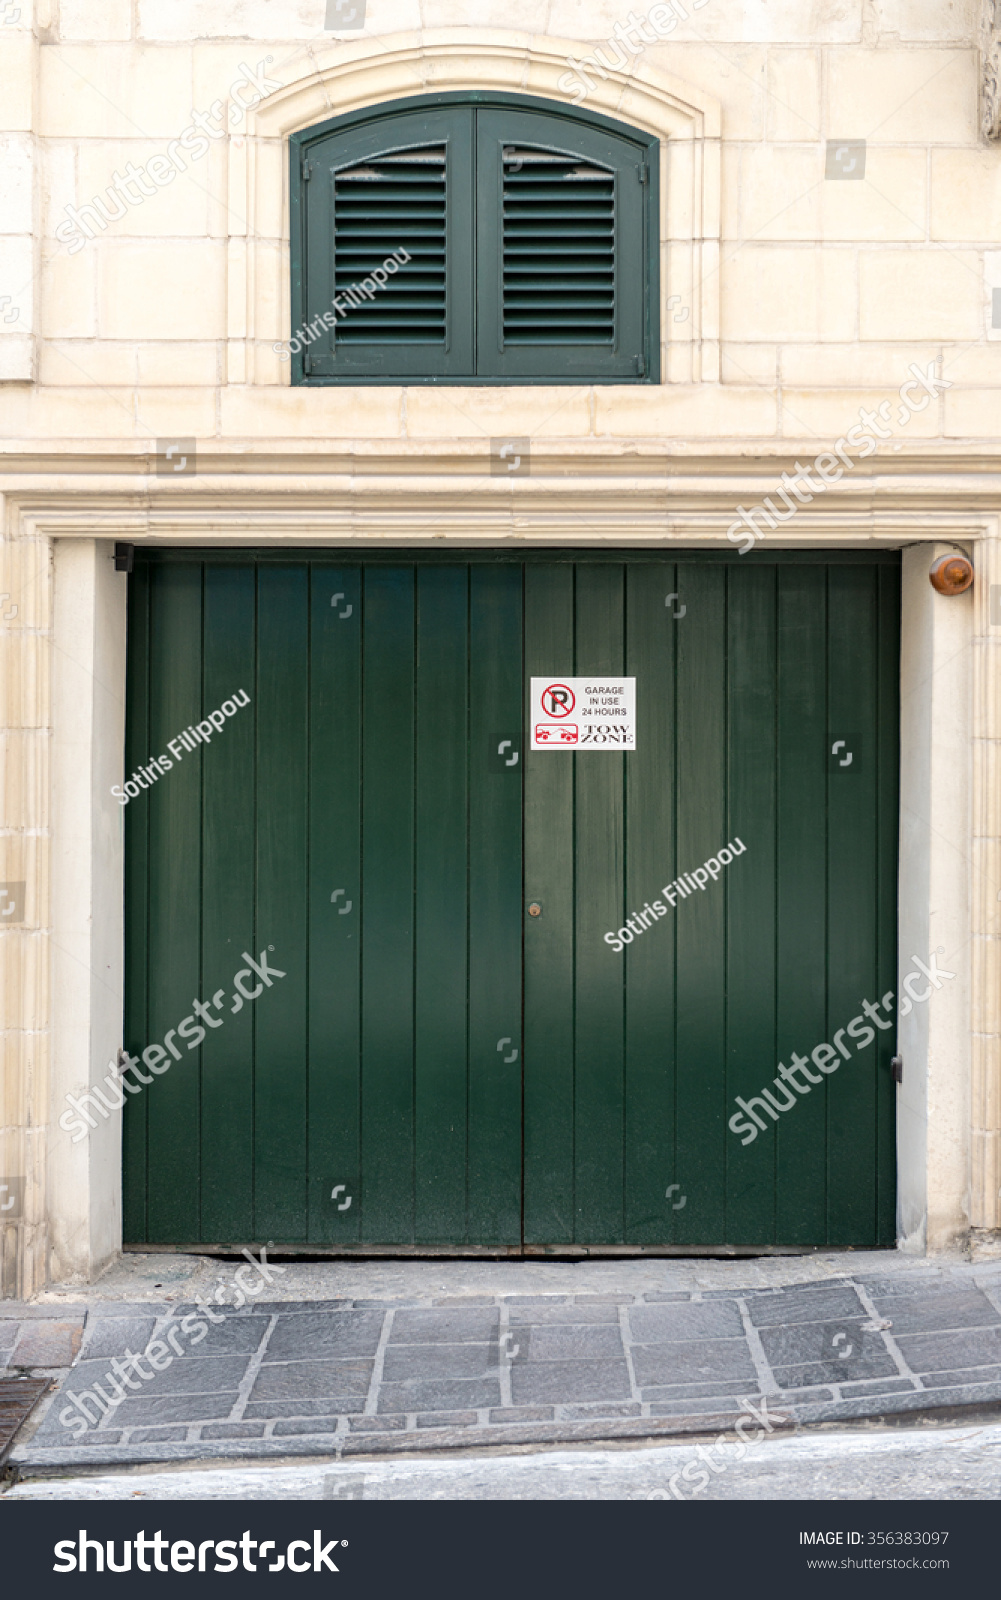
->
[[290, 92, 659, 383]]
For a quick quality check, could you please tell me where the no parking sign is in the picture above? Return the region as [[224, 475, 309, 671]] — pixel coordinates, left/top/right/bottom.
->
[[530, 677, 636, 751]]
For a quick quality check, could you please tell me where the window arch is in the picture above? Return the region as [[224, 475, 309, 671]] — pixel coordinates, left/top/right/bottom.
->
[[289, 92, 659, 384]]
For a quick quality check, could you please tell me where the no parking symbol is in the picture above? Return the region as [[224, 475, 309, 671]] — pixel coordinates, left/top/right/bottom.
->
[[541, 683, 575, 717], [530, 677, 636, 751]]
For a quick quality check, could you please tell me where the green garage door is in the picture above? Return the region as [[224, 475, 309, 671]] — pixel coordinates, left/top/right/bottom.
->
[[123, 551, 899, 1252]]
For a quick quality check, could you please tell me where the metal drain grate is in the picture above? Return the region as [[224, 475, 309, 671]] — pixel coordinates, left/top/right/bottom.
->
[[0, 1378, 50, 1464]]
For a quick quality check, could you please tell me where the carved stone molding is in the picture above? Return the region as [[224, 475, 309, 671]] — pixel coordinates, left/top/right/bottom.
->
[[982, 0, 1001, 140]]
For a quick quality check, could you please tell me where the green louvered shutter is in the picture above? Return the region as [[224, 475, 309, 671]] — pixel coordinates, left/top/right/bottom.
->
[[291, 95, 658, 383], [499, 150, 616, 348], [475, 106, 654, 380], [332, 149, 447, 345], [294, 105, 474, 380]]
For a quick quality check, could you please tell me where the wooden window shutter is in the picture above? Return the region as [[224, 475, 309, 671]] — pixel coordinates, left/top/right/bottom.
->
[[475, 106, 653, 381], [294, 104, 474, 381], [291, 95, 658, 384]]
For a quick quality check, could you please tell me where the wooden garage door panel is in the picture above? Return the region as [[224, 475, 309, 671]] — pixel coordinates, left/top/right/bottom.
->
[[124, 552, 898, 1251], [124, 559, 523, 1248], [521, 558, 899, 1249]]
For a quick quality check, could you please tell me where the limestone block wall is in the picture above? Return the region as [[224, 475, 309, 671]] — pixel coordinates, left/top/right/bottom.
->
[[0, 3, 40, 382], [0, 0, 987, 442]]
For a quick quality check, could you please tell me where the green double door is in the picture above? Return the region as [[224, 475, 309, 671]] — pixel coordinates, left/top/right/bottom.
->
[[124, 551, 899, 1251]]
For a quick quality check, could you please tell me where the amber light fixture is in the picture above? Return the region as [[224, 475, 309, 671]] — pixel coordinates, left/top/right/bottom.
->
[[929, 553, 974, 595]]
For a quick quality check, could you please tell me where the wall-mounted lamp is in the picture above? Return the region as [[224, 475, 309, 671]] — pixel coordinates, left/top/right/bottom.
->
[[929, 553, 973, 596]]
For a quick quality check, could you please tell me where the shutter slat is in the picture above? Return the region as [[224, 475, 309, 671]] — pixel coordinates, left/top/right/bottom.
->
[[333, 144, 447, 345], [501, 148, 615, 346]]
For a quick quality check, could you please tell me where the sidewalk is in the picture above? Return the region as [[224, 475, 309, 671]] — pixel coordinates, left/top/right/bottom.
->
[[5, 1250, 1001, 1476], [9, 1422, 1001, 1500]]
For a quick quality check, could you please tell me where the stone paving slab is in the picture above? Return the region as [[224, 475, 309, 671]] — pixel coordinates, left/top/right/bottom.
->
[[1, 1304, 93, 1320], [3, 1318, 84, 1370], [8, 1269, 1001, 1473]]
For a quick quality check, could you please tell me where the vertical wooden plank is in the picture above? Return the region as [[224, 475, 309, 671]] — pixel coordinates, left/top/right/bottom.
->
[[673, 562, 727, 1245], [725, 562, 778, 1246], [199, 565, 256, 1242], [144, 563, 203, 1243], [414, 566, 469, 1243], [254, 565, 309, 1242], [773, 565, 830, 1246], [827, 565, 880, 1246], [523, 564, 575, 1243], [623, 563, 677, 1243], [122, 563, 151, 1242], [361, 567, 416, 1243], [573, 565, 626, 1243], [308, 564, 363, 1244], [876, 561, 901, 1245], [468, 565, 524, 1244]]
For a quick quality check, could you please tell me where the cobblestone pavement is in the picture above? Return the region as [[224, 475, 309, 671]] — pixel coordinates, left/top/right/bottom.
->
[[8, 1422, 1001, 1500], [6, 1263, 1001, 1471]]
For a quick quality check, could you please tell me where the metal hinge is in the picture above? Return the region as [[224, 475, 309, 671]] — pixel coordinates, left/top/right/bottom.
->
[[635, 354, 646, 376], [303, 351, 312, 375], [301, 154, 311, 181], [891, 1055, 903, 1084], [638, 162, 648, 185]]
